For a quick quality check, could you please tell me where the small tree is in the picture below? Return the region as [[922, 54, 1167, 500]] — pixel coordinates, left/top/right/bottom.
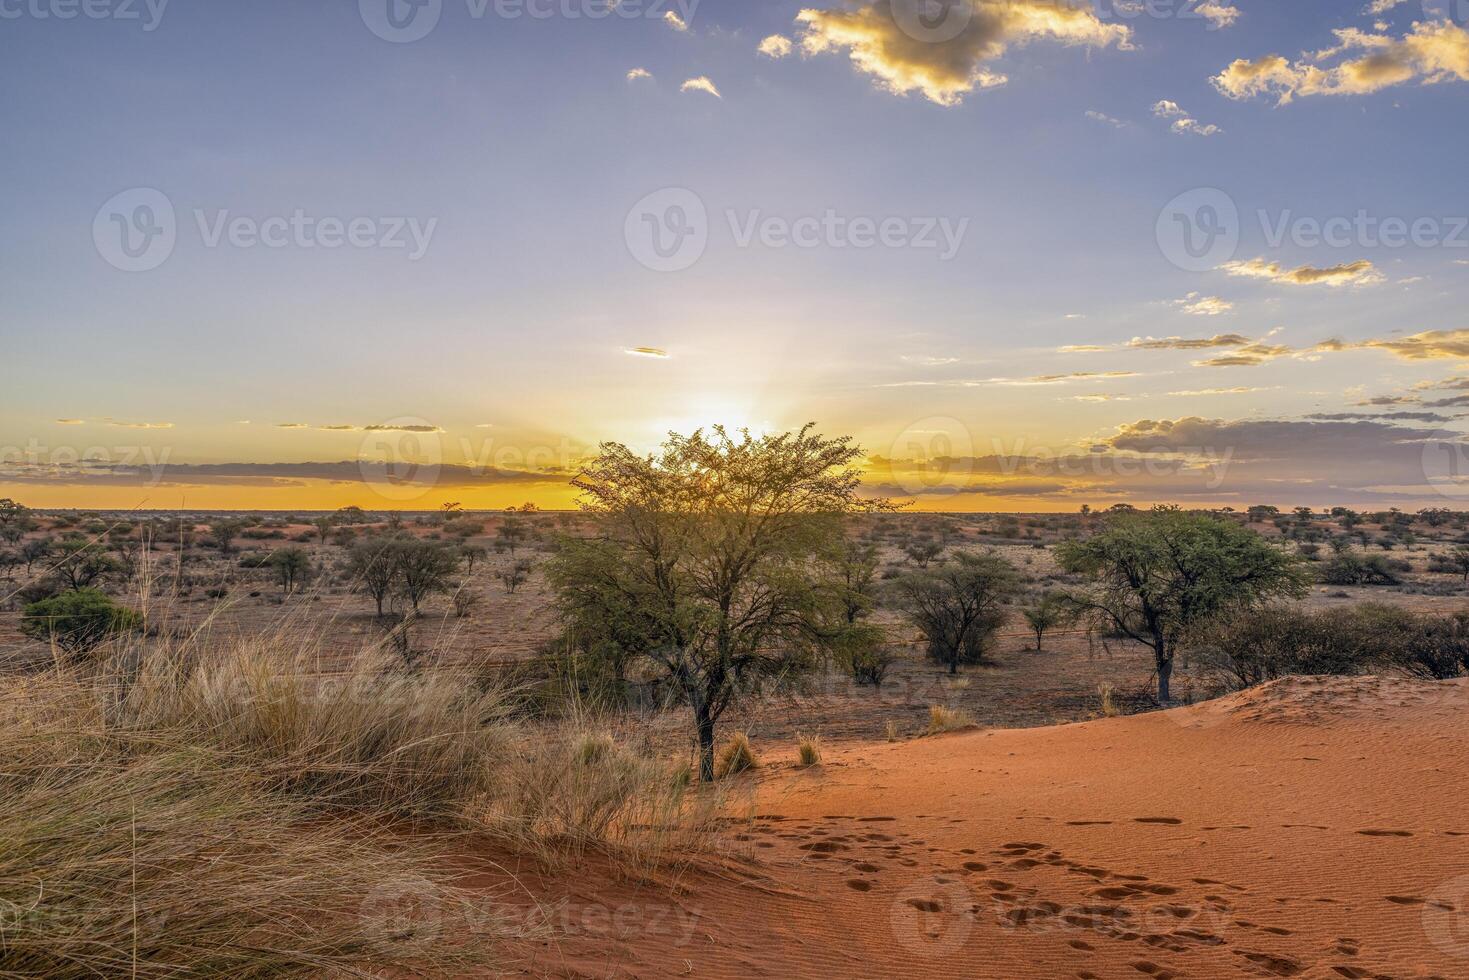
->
[[1022, 592, 1069, 651], [21, 588, 142, 665], [395, 540, 459, 612], [268, 548, 311, 594], [344, 536, 402, 616], [496, 514, 527, 555], [19, 537, 52, 575], [53, 540, 121, 591], [459, 543, 487, 573], [311, 515, 336, 546], [497, 558, 533, 594], [209, 519, 243, 555], [1446, 545, 1469, 583], [1057, 507, 1310, 703], [894, 551, 1016, 674]]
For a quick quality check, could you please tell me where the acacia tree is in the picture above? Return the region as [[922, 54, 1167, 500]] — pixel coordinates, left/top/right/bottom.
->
[[1057, 506, 1310, 702], [894, 551, 1016, 674], [344, 535, 403, 616], [550, 424, 892, 781]]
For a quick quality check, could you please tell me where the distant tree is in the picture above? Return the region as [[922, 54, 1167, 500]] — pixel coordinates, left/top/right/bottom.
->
[[19, 537, 53, 575], [903, 539, 943, 568], [895, 551, 1016, 674], [53, 540, 122, 591], [311, 515, 335, 545], [0, 499, 32, 541], [395, 540, 459, 612], [497, 557, 533, 594], [209, 519, 244, 555], [344, 536, 402, 615], [0, 550, 18, 580], [268, 548, 311, 594], [458, 543, 487, 573], [1058, 507, 1310, 702], [334, 505, 369, 524], [1022, 592, 1070, 651], [496, 514, 528, 555], [1445, 545, 1469, 583]]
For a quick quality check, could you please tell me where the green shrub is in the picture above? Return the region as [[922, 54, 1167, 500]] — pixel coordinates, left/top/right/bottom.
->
[[20, 588, 142, 662]]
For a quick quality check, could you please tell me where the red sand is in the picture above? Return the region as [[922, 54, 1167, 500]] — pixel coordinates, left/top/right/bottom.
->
[[491, 675, 1469, 978]]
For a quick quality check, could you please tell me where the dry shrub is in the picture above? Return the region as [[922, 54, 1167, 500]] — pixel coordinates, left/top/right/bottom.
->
[[1098, 682, 1119, 718], [884, 719, 899, 742], [795, 733, 823, 768], [487, 725, 719, 875], [714, 732, 759, 779], [925, 705, 975, 735]]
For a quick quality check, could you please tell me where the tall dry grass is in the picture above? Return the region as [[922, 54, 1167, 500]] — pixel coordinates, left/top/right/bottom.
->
[[0, 593, 725, 976]]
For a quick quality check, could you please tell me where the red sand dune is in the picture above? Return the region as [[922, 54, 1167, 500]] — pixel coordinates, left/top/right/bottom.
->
[[490, 675, 1469, 979]]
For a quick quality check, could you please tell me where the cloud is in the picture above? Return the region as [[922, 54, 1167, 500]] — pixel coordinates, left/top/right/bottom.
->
[[900, 354, 960, 366], [54, 418, 174, 429], [1221, 256, 1385, 287], [277, 423, 308, 429], [1105, 415, 1440, 462], [1173, 293, 1234, 316], [1166, 386, 1268, 396], [624, 346, 670, 358], [0, 459, 574, 490], [1306, 411, 1456, 422], [1325, 329, 1469, 360], [1214, 21, 1469, 104], [663, 10, 688, 32], [1193, 343, 1294, 367], [758, 34, 793, 58], [680, 76, 722, 98], [877, 371, 1138, 388], [1085, 109, 1126, 127], [794, 0, 1131, 107], [55, 419, 85, 425], [626, 67, 653, 82], [1128, 333, 1251, 350], [1195, 0, 1240, 29], [1151, 99, 1221, 135], [1364, 0, 1410, 12]]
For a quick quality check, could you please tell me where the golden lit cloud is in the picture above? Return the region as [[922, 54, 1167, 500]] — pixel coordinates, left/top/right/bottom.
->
[[680, 76, 722, 98], [1214, 22, 1469, 104], [663, 10, 688, 32], [758, 34, 794, 58], [1173, 293, 1235, 315], [624, 346, 670, 358], [1321, 329, 1469, 360], [1221, 256, 1384, 287], [795, 0, 1131, 107], [1127, 333, 1251, 350]]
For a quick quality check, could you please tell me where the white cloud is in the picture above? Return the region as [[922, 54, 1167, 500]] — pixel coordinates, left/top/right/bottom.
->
[[626, 67, 653, 82], [1085, 109, 1126, 127], [758, 34, 793, 58], [1151, 99, 1221, 135], [1174, 293, 1235, 316], [680, 76, 722, 98], [663, 10, 688, 32]]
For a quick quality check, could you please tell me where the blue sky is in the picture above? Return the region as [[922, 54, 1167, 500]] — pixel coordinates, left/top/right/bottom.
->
[[3, 0, 1468, 509]]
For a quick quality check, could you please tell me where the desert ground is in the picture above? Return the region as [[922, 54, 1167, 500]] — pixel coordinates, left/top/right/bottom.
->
[[4, 504, 1469, 978]]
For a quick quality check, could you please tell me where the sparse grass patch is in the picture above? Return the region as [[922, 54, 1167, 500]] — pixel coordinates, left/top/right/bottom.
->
[[714, 732, 759, 779], [1098, 683, 1119, 718], [926, 705, 975, 735], [795, 733, 822, 768]]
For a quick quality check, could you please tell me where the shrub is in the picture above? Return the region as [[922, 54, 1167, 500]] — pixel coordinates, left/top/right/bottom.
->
[[1319, 553, 1406, 585], [19, 588, 142, 663], [795, 733, 823, 768], [925, 705, 975, 734], [714, 732, 759, 778]]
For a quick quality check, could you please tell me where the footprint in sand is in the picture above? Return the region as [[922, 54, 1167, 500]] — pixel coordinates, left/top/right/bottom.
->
[[845, 879, 873, 891], [1133, 817, 1183, 825], [1356, 829, 1412, 837], [1066, 820, 1113, 826], [1234, 950, 1303, 977]]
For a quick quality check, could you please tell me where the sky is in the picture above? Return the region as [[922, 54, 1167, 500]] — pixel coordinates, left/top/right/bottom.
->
[[2, 0, 1469, 511]]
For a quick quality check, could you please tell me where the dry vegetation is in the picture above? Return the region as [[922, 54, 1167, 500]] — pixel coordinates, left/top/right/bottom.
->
[[5, 488, 1469, 972]]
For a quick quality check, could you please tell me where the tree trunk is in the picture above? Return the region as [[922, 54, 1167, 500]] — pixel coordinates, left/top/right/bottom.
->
[[695, 701, 717, 782], [1156, 645, 1173, 704]]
